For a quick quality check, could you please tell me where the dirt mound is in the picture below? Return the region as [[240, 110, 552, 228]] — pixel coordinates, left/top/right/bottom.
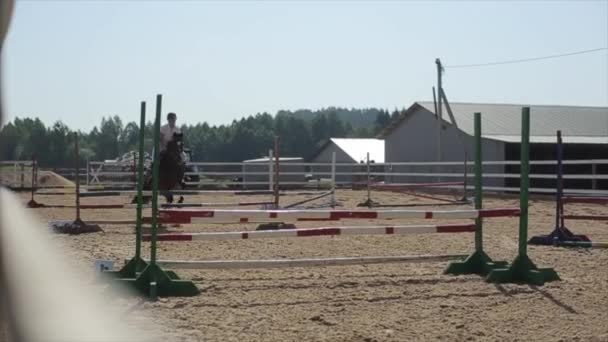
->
[[37, 171, 75, 187]]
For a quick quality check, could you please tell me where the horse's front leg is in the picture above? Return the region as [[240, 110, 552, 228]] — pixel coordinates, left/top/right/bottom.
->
[[163, 191, 174, 203]]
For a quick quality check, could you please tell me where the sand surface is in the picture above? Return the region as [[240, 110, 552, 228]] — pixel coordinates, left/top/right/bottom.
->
[[16, 189, 608, 341]]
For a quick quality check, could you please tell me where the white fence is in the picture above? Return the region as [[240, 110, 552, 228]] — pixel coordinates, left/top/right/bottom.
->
[[0, 160, 34, 188], [80, 158, 608, 195], [3, 158, 606, 195]]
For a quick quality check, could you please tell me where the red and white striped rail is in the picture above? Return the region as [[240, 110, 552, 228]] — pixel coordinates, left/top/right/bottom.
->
[[143, 223, 476, 242], [151, 254, 468, 270], [157, 208, 519, 224]]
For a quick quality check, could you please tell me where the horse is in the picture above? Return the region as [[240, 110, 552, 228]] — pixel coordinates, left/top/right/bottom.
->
[[133, 132, 186, 204]]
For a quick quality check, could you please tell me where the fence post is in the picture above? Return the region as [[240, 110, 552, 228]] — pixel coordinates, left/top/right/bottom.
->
[[591, 163, 597, 190], [331, 152, 336, 206], [268, 149, 273, 192], [366, 152, 371, 202], [20, 163, 24, 189], [274, 137, 280, 209], [133, 155, 137, 190], [74, 133, 81, 222], [461, 153, 468, 202]]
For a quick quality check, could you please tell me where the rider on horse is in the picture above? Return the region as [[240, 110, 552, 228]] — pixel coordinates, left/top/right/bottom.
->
[[134, 112, 186, 204], [160, 112, 181, 154]]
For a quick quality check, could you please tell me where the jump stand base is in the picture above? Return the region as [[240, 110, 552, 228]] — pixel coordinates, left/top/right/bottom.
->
[[444, 250, 508, 276], [357, 198, 381, 208], [103, 257, 148, 279], [26, 199, 43, 208], [50, 219, 103, 234], [486, 255, 560, 286], [529, 226, 590, 246], [115, 263, 199, 299]]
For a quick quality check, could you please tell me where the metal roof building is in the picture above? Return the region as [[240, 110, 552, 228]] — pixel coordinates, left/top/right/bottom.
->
[[379, 102, 607, 189], [311, 138, 385, 164], [310, 138, 385, 185]]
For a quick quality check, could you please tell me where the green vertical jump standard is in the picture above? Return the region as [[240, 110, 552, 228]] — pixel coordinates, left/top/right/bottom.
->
[[444, 113, 508, 276], [106, 102, 149, 278], [128, 94, 199, 299], [485, 107, 560, 285]]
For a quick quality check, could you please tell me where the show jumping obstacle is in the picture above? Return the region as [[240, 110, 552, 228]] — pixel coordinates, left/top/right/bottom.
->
[[529, 130, 608, 248], [103, 95, 199, 299], [118, 107, 559, 295], [48, 133, 102, 234], [357, 152, 469, 208]]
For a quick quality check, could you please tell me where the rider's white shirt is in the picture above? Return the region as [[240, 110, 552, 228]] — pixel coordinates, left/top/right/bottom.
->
[[160, 123, 181, 152]]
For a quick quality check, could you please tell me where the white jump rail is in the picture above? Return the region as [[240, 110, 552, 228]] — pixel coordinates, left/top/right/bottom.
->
[[152, 254, 468, 270]]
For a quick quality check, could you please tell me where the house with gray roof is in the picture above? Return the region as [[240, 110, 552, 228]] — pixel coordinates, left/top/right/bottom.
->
[[379, 102, 607, 189], [310, 138, 385, 185]]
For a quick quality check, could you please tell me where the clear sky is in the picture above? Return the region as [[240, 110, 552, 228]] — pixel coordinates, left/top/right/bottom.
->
[[2, 0, 607, 131]]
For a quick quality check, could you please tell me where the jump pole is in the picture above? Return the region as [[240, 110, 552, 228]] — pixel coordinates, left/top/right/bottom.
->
[[357, 152, 379, 207], [529, 130, 591, 245], [105, 101, 149, 278], [485, 107, 560, 285], [274, 136, 280, 209], [367, 152, 371, 201], [20, 162, 24, 189], [26, 155, 39, 207], [86, 157, 90, 187], [268, 148, 273, 192], [13, 161, 17, 187], [118, 94, 199, 299], [330, 151, 337, 207], [50, 133, 102, 234], [444, 112, 508, 276]]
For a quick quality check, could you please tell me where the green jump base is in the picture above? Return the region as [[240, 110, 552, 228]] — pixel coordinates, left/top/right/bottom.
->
[[486, 255, 560, 286], [444, 250, 508, 276], [103, 257, 148, 279], [116, 263, 199, 299]]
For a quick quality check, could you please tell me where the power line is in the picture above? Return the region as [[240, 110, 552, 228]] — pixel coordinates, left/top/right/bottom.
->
[[444, 47, 608, 69]]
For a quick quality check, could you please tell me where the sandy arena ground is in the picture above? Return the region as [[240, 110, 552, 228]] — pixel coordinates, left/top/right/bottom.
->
[[14, 188, 608, 341]]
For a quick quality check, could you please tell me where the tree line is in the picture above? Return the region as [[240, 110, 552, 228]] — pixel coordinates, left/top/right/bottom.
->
[[0, 107, 405, 167]]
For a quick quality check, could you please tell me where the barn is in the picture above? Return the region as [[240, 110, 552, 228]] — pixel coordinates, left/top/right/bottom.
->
[[379, 102, 608, 190], [309, 138, 385, 186]]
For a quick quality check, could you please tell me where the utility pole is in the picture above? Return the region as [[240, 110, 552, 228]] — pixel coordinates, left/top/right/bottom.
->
[[435, 58, 443, 163]]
